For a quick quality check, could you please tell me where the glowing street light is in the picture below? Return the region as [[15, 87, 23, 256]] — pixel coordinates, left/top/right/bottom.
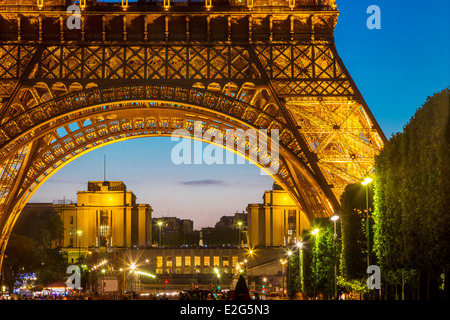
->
[[361, 177, 373, 185], [280, 259, 287, 297], [157, 221, 163, 247], [287, 250, 293, 297], [77, 230, 83, 263], [237, 221, 243, 247]]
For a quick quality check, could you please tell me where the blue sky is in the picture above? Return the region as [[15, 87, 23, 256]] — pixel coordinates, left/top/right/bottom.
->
[[30, 0, 450, 229]]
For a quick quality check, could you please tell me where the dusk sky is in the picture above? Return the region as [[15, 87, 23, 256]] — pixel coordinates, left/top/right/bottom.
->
[[30, 0, 450, 229]]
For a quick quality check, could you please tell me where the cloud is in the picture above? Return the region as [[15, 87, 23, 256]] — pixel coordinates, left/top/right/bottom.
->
[[181, 179, 228, 187]]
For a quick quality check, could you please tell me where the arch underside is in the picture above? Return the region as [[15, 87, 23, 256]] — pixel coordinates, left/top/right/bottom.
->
[[0, 43, 385, 266], [0, 83, 333, 234]]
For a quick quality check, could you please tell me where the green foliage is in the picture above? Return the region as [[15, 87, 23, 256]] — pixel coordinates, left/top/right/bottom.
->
[[201, 228, 240, 246], [373, 88, 450, 299], [300, 218, 341, 298], [337, 275, 367, 294], [13, 209, 64, 249], [4, 210, 68, 290], [340, 183, 373, 280]]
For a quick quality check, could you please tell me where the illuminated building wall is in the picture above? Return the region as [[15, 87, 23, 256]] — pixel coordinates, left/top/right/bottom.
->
[[56, 181, 152, 263], [246, 183, 310, 247]]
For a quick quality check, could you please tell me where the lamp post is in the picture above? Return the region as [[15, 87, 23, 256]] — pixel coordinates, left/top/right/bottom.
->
[[287, 250, 292, 297], [130, 262, 136, 300], [280, 259, 287, 298], [330, 215, 339, 300], [157, 221, 163, 248], [296, 242, 302, 293], [214, 267, 221, 289], [248, 249, 254, 291], [361, 177, 373, 268], [312, 228, 319, 300], [77, 230, 83, 264], [237, 221, 243, 247]]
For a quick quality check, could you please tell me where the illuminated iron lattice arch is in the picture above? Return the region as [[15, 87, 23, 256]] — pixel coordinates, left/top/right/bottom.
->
[[0, 0, 385, 269], [0, 82, 330, 230]]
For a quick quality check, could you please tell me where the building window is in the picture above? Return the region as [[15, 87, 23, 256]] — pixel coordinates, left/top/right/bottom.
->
[[99, 210, 109, 247], [204, 256, 210, 267], [223, 256, 229, 268], [287, 209, 297, 243], [156, 256, 163, 268], [176, 256, 182, 268], [213, 256, 220, 267], [70, 216, 73, 224], [166, 256, 172, 268], [232, 256, 239, 267], [194, 256, 201, 268], [185, 256, 191, 267], [288, 210, 296, 228]]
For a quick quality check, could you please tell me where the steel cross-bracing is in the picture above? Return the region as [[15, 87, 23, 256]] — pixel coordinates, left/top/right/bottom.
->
[[0, 0, 386, 269]]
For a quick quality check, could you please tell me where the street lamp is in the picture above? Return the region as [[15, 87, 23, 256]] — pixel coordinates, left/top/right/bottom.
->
[[130, 262, 136, 299], [214, 267, 221, 289], [280, 259, 287, 298], [296, 242, 303, 293], [330, 215, 339, 300], [77, 230, 83, 264], [312, 228, 319, 300], [237, 221, 243, 247], [157, 221, 163, 247], [247, 249, 254, 290], [361, 176, 373, 268]]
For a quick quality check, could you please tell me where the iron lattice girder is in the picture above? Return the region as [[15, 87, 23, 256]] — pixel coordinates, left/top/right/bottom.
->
[[0, 83, 333, 216], [0, 40, 384, 209], [0, 43, 356, 96], [0, 6, 386, 270], [15, 106, 328, 220]]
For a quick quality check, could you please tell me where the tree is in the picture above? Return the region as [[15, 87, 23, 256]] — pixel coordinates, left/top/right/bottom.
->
[[300, 218, 340, 299], [340, 183, 373, 281], [13, 209, 64, 249], [373, 88, 450, 300], [3, 234, 42, 292]]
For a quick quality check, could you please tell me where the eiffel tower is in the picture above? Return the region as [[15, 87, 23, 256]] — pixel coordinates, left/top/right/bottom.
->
[[0, 0, 385, 268]]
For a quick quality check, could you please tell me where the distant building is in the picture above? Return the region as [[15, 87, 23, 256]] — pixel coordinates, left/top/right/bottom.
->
[[22, 181, 153, 263], [246, 182, 310, 247], [153, 217, 194, 233], [214, 216, 234, 228], [214, 212, 247, 229]]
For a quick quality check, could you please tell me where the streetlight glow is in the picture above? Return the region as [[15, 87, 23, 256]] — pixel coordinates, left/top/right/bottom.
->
[[312, 228, 319, 235], [361, 177, 373, 185], [331, 215, 339, 221]]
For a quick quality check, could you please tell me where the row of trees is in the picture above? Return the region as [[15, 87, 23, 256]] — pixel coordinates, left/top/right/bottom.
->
[[3, 210, 68, 293], [285, 88, 449, 300], [151, 227, 244, 246], [372, 88, 449, 300]]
